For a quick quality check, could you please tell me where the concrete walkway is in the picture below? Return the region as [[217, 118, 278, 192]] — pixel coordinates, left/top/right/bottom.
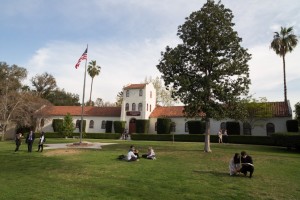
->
[[44, 142, 116, 150]]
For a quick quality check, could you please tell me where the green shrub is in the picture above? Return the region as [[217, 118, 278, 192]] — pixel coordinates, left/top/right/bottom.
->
[[286, 120, 299, 132], [187, 120, 206, 134], [52, 119, 64, 133], [157, 118, 171, 134], [113, 121, 126, 133], [136, 120, 150, 134], [226, 121, 240, 135]]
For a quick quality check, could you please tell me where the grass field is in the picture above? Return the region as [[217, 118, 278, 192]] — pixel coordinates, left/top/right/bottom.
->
[[1, 138, 300, 200]]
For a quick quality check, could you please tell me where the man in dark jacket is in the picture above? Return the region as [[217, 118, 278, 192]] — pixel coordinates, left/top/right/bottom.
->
[[26, 131, 35, 152], [240, 151, 254, 178]]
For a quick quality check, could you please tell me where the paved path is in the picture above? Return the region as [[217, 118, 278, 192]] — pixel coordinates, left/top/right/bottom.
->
[[44, 142, 116, 150]]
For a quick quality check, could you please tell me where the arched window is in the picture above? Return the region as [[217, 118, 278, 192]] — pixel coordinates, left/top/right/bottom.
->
[[171, 122, 176, 132], [101, 120, 106, 129], [40, 118, 44, 127], [138, 103, 142, 111], [266, 123, 275, 136], [139, 89, 143, 96], [220, 122, 226, 133], [150, 104, 152, 112], [243, 122, 251, 135], [76, 120, 80, 128], [132, 103, 136, 111], [126, 90, 129, 97], [185, 122, 189, 132], [150, 91, 152, 98], [89, 120, 94, 129], [125, 103, 129, 111]]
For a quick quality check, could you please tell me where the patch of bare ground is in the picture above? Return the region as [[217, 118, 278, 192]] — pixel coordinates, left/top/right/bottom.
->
[[44, 149, 82, 156]]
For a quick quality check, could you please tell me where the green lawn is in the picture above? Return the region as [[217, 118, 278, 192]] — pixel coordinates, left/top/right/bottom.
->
[[1, 139, 299, 200]]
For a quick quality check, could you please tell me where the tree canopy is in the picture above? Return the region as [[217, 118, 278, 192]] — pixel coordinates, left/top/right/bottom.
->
[[157, 1, 251, 152]]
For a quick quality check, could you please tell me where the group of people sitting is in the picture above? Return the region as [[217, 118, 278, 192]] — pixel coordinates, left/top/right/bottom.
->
[[119, 145, 156, 161], [229, 151, 254, 178]]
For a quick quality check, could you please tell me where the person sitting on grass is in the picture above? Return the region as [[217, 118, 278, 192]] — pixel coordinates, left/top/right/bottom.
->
[[240, 151, 254, 178], [142, 147, 156, 160], [126, 147, 138, 162], [229, 153, 240, 176]]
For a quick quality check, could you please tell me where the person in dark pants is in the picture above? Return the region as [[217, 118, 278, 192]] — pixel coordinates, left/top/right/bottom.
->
[[37, 132, 46, 152], [240, 151, 254, 178], [15, 133, 22, 152], [26, 131, 35, 152]]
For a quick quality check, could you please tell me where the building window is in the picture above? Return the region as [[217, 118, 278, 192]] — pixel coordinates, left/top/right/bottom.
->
[[138, 103, 142, 111], [171, 122, 176, 132], [125, 103, 129, 111], [101, 120, 106, 129], [132, 103, 136, 111], [126, 90, 129, 97], [150, 104, 152, 112], [76, 120, 80, 128], [89, 120, 94, 129], [139, 89, 143, 96], [40, 118, 44, 128], [150, 91, 152, 98], [266, 123, 275, 136], [243, 122, 251, 135], [155, 122, 157, 131], [147, 103, 148, 111], [185, 122, 189, 132]]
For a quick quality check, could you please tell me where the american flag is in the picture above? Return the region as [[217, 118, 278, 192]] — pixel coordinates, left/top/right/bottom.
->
[[75, 48, 88, 69]]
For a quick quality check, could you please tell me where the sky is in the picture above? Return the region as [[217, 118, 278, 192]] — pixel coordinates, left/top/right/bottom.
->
[[1, 0, 299, 114]]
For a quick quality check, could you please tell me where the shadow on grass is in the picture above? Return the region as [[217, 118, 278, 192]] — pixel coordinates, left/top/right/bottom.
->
[[193, 170, 233, 178]]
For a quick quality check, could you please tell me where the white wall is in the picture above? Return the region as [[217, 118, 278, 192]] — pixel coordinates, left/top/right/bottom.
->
[[40, 116, 120, 133]]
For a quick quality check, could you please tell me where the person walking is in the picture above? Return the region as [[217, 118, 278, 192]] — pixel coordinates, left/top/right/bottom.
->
[[15, 133, 22, 152], [26, 131, 35, 153], [37, 132, 46, 152]]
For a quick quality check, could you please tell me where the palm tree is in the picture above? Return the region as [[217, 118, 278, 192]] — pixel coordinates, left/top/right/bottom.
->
[[270, 26, 298, 102], [87, 60, 101, 106]]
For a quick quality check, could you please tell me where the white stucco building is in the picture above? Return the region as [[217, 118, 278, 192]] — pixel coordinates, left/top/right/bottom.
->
[[38, 82, 292, 136]]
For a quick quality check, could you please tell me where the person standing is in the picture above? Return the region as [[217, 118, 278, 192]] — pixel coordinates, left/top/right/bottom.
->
[[15, 133, 22, 152], [218, 129, 223, 143], [240, 151, 254, 178], [223, 129, 228, 143], [37, 132, 46, 152], [26, 131, 35, 153]]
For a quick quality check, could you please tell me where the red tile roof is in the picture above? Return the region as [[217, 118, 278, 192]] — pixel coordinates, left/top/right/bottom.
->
[[266, 101, 291, 117], [123, 84, 146, 89], [41, 106, 121, 117], [149, 106, 205, 118]]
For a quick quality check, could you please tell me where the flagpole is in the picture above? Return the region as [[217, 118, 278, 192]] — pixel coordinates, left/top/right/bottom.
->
[[80, 44, 88, 143]]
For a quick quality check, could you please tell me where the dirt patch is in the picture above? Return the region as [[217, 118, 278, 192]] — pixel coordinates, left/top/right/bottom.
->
[[44, 149, 82, 156]]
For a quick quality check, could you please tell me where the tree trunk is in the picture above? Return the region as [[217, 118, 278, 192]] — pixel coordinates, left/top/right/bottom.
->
[[89, 78, 94, 106], [204, 117, 211, 152], [282, 54, 287, 103]]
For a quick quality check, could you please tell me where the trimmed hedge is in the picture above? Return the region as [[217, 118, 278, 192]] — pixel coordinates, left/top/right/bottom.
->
[[286, 120, 299, 132], [157, 118, 171, 134], [43, 132, 121, 139], [271, 133, 300, 149], [136, 120, 150, 134]]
